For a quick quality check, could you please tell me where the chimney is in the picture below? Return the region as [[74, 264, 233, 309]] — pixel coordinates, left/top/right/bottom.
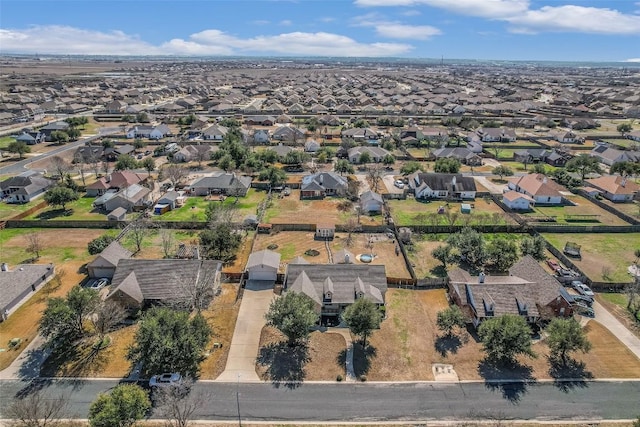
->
[[479, 272, 485, 283], [621, 177, 627, 188], [542, 177, 548, 184], [451, 175, 457, 189]]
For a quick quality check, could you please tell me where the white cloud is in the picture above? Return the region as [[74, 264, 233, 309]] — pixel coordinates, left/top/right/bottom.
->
[[401, 10, 421, 16], [352, 12, 441, 40], [506, 5, 640, 34], [279, 20, 293, 26], [252, 20, 271, 25], [355, 0, 529, 19], [318, 17, 336, 23], [0, 26, 161, 55], [626, 58, 640, 62]]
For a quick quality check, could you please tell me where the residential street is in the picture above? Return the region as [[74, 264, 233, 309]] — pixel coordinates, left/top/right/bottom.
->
[[1, 379, 639, 421]]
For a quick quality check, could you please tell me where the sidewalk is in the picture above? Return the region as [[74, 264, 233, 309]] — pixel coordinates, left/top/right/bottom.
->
[[0, 334, 49, 380]]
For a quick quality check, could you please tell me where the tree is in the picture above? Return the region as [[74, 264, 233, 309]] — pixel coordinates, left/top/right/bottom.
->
[[258, 166, 287, 189], [485, 236, 519, 272], [102, 139, 115, 149], [434, 158, 461, 173], [432, 245, 451, 269], [91, 300, 127, 341], [140, 157, 155, 176], [114, 154, 139, 171], [492, 165, 513, 180], [169, 261, 220, 312], [367, 165, 384, 192], [199, 222, 241, 262], [154, 379, 210, 427], [127, 217, 151, 253], [358, 151, 372, 164], [611, 161, 640, 177], [520, 235, 547, 261], [160, 229, 176, 258], [5, 388, 68, 427], [545, 317, 591, 365], [342, 298, 382, 348], [478, 314, 535, 365], [25, 232, 43, 260], [50, 156, 70, 180], [204, 201, 237, 225], [265, 291, 317, 346], [217, 154, 236, 172], [617, 122, 633, 135], [127, 308, 211, 377], [67, 127, 81, 140], [165, 164, 188, 188], [7, 140, 31, 159], [44, 186, 79, 211], [382, 154, 395, 166], [334, 159, 354, 175], [436, 305, 466, 338], [447, 227, 486, 271], [400, 161, 424, 175], [133, 138, 145, 150], [88, 235, 115, 255], [136, 112, 149, 123], [530, 163, 547, 175], [566, 154, 602, 180], [89, 384, 150, 427], [49, 130, 69, 144]]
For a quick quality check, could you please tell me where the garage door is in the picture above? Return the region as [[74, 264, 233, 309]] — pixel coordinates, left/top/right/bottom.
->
[[89, 267, 114, 279], [248, 270, 276, 281]]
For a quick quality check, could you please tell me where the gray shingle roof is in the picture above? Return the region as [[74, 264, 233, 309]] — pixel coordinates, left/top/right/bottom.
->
[[87, 241, 132, 269], [0, 264, 54, 311], [246, 250, 281, 269]]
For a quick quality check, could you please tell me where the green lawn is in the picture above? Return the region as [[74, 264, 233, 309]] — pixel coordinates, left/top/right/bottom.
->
[[0, 136, 16, 149], [599, 293, 640, 322], [599, 138, 638, 149], [25, 195, 104, 221], [521, 194, 629, 226], [388, 197, 512, 226], [0, 199, 45, 220], [155, 189, 266, 222], [542, 233, 640, 282]]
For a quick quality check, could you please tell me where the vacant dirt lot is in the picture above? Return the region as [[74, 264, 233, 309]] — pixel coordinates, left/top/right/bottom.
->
[[253, 231, 411, 278], [256, 326, 346, 382], [358, 289, 640, 381]]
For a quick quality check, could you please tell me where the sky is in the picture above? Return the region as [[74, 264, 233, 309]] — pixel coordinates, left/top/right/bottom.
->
[[0, 0, 639, 62]]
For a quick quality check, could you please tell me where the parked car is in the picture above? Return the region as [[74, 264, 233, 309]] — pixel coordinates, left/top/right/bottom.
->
[[571, 281, 594, 297], [88, 278, 109, 290], [572, 302, 595, 317], [557, 268, 578, 278], [394, 179, 405, 189], [546, 259, 561, 272], [85, 278, 98, 289], [572, 294, 594, 306], [149, 373, 182, 388]]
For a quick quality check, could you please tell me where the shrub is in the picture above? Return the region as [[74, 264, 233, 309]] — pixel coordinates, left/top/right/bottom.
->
[[88, 235, 115, 255], [336, 374, 343, 382], [359, 375, 367, 382]]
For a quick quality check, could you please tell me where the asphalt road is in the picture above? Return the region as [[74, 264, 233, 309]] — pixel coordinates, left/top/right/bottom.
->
[[1, 380, 639, 422]]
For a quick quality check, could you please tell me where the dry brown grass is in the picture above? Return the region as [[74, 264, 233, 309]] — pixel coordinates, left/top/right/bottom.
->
[[253, 231, 331, 270], [359, 289, 640, 381], [405, 238, 447, 278], [256, 326, 346, 382], [332, 233, 411, 279], [223, 232, 255, 274]]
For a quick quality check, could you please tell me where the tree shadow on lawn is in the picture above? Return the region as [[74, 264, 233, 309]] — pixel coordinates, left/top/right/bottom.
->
[[435, 334, 463, 357], [548, 356, 593, 393], [40, 338, 109, 379], [429, 265, 448, 278], [35, 208, 73, 220], [478, 359, 536, 404], [256, 341, 309, 389], [351, 341, 377, 379]]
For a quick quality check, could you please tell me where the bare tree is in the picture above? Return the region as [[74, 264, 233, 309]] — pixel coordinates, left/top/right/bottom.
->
[[91, 300, 127, 341], [127, 217, 152, 253], [161, 229, 176, 258], [168, 261, 221, 312], [165, 164, 188, 188], [345, 179, 361, 201], [25, 232, 43, 260], [194, 148, 209, 169], [366, 165, 384, 193], [155, 380, 211, 427], [5, 389, 69, 427], [344, 216, 360, 247], [50, 156, 70, 181]]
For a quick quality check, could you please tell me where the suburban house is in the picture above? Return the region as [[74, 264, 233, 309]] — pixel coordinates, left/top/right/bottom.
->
[[246, 250, 281, 282], [173, 145, 215, 163], [201, 125, 228, 141], [103, 144, 135, 161], [0, 171, 54, 203], [126, 124, 171, 140], [73, 145, 105, 164], [244, 115, 276, 126], [86, 171, 146, 197], [502, 190, 535, 210], [507, 173, 566, 205], [87, 241, 132, 279], [16, 131, 45, 145], [272, 126, 305, 142], [103, 184, 152, 212], [284, 264, 387, 322], [360, 190, 384, 214], [552, 130, 579, 143], [304, 139, 321, 153], [447, 256, 574, 328], [315, 223, 335, 240], [107, 207, 127, 221], [1, 263, 55, 321], [187, 172, 252, 197], [39, 121, 70, 141], [590, 145, 640, 166], [545, 151, 571, 167], [342, 127, 379, 144], [300, 172, 348, 199], [513, 149, 551, 164], [250, 129, 270, 145], [347, 146, 391, 164], [106, 259, 222, 310], [585, 175, 640, 202], [477, 127, 517, 143], [627, 130, 640, 142], [408, 172, 477, 200], [432, 147, 482, 166]]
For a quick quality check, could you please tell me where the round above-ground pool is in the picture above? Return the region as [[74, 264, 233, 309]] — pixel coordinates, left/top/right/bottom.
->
[[359, 254, 373, 263]]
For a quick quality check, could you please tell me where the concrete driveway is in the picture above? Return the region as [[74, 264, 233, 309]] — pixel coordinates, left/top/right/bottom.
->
[[216, 281, 276, 382], [382, 174, 404, 194], [472, 176, 506, 194]]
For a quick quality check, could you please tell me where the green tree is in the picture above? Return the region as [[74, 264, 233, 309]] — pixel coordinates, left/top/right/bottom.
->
[[382, 154, 395, 166], [88, 235, 115, 255], [102, 139, 115, 149], [341, 298, 382, 348], [7, 140, 31, 159], [610, 161, 640, 177], [258, 166, 287, 189], [492, 165, 513, 180], [140, 157, 155, 176], [39, 286, 100, 347], [434, 158, 461, 173], [89, 384, 150, 427], [265, 292, 317, 346], [436, 305, 466, 338], [133, 138, 145, 150], [114, 154, 139, 171], [530, 163, 547, 175], [136, 112, 149, 123], [545, 317, 591, 365], [67, 127, 81, 140], [447, 227, 486, 271], [217, 154, 236, 172], [199, 223, 241, 262], [334, 159, 354, 175], [358, 151, 372, 164], [400, 161, 424, 175], [617, 122, 633, 135], [432, 245, 451, 269], [485, 236, 519, 272], [44, 186, 79, 210], [566, 154, 602, 180], [478, 314, 535, 365], [520, 235, 547, 261], [127, 308, 211, 377], [50, 130, 70, 144]]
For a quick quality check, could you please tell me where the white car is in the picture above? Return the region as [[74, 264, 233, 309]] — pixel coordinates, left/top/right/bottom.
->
[[88, 278, 109, 290], [394, 179, 405, 189], [571, 281, 594, 297], [149, 373, 182, 388]]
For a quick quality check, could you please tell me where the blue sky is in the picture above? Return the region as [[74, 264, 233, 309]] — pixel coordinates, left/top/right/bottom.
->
[[0, 0, 638, 61]]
